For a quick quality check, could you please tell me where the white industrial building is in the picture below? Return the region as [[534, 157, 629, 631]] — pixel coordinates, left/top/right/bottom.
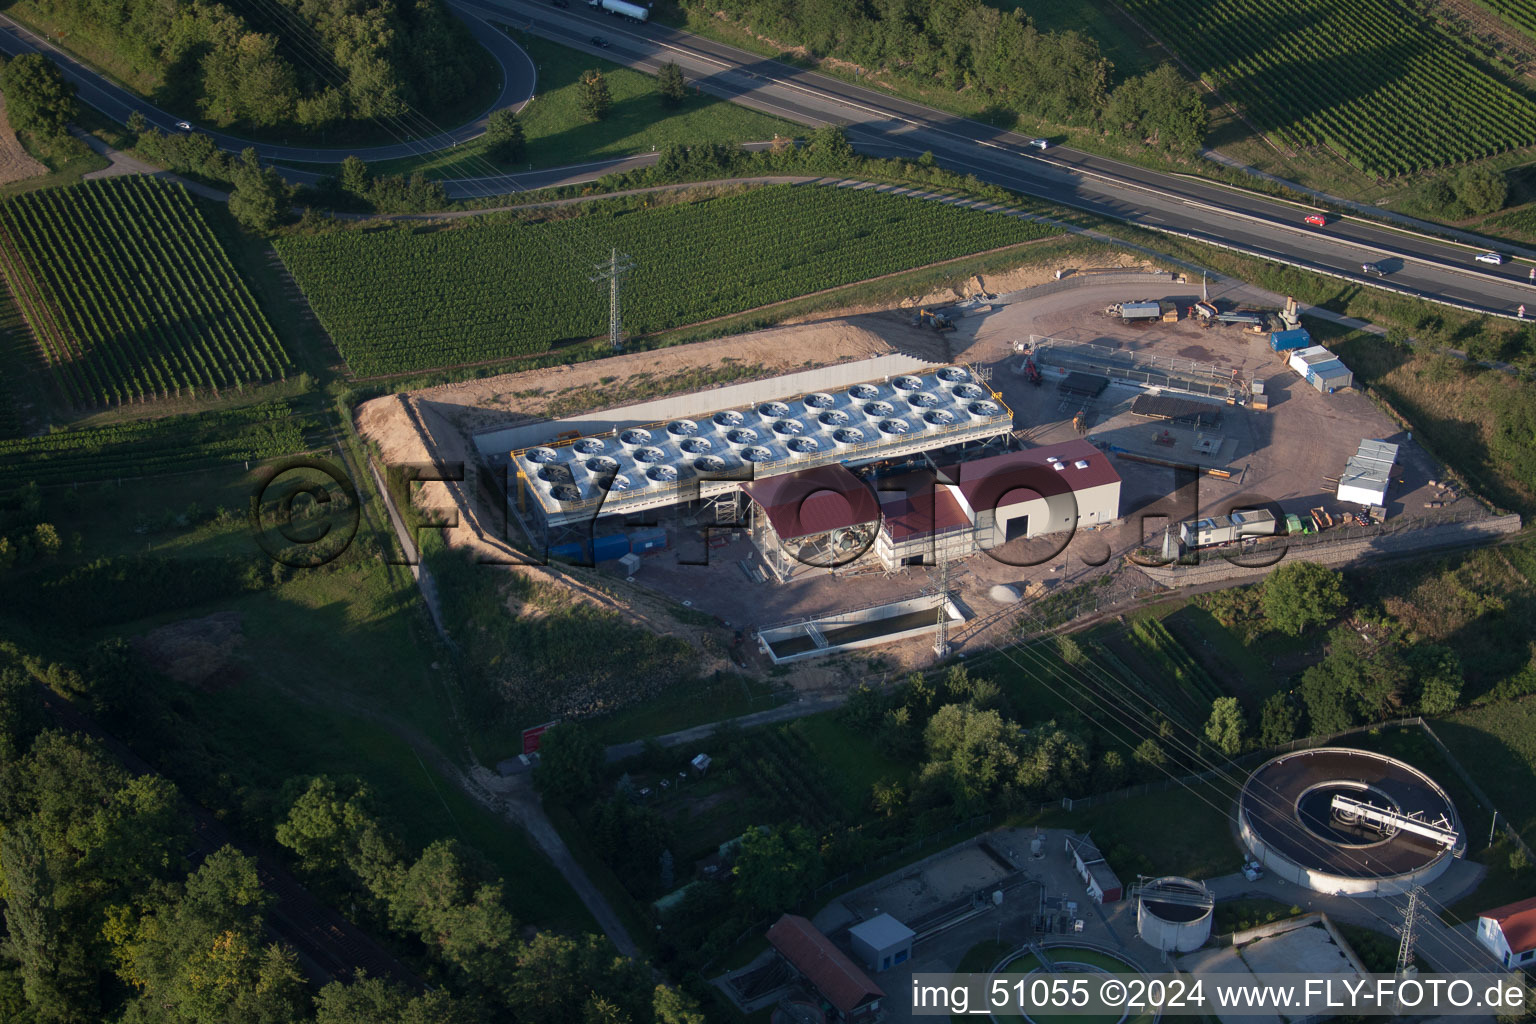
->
[[1337, 439, 1399, 508]]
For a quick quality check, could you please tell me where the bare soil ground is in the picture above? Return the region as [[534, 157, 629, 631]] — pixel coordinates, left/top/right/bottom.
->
[[0, 95, 47, 185]]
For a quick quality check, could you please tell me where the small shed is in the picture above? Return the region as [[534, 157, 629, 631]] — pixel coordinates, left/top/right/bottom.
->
[[849, 913, 915, 973]]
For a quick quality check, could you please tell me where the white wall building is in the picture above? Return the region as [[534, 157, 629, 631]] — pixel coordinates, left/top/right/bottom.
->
[[1477, 895, 1536, 968]]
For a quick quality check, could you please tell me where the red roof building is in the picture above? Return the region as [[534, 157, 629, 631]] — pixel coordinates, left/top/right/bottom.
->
[[743, 464, 880, 542], [1477, 895, 1536, 968], [766, 914, 885, 1021]]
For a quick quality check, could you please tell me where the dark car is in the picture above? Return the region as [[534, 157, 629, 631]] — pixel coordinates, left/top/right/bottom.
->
[[1361, 262, 1385, 276], [590, 35, 610, 47], [551, 0, 568, 6]]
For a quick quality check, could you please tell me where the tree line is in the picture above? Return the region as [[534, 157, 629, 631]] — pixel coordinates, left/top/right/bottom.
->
[[0, 643, 706, 1023], [19, 0, 484, 133], [683, 0, 1210, 153]]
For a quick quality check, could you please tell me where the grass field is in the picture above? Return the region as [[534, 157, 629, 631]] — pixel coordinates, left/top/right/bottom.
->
[[585, 671, 789, 747], [0, 176, 292, 407], [1121, 0, 1536, 177], [360, 29, 797, 181], [1434, 699, 1536, 847], [1040, 777, 1242, 880], [275, 184, 1054, 376]]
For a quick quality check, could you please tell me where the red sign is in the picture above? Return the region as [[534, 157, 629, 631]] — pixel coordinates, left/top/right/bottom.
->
[[522, 721, 557, 755]]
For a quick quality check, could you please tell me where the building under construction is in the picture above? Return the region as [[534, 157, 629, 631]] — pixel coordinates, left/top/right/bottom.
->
[[1030, 336, 1247, 401], [507, 363, 1122, 582]]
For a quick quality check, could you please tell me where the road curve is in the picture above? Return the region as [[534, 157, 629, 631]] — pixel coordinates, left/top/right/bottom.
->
[[0, 2, 535, 162]]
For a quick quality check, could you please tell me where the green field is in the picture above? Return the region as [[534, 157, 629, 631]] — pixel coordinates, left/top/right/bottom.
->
[[1122, 0, 1536, 176], [275, 184, 1053, 376], [1434, 699, 1536, 847], [0, 400, 320, 491], [361, 29, 798, 180], [0, 176, 292, 407]]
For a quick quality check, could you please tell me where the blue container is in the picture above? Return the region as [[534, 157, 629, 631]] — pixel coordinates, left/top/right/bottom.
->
[[630, 527, 668, 554], [548, 541, 585, 562], [1269, 328, 1312, 352], [591, 533, 630, 562]]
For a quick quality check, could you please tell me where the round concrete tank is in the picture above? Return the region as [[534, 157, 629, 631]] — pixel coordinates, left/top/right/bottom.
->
[[1136, 877, 1213, 953]]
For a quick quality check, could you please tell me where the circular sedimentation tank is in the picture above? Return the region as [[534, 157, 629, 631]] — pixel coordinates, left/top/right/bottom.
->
[[988, 944, 1154, 1024], [1135, 877, 1212, 953], [1239, 748, 1463, 897]]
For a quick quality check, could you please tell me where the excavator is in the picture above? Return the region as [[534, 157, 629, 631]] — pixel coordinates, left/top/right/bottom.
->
[[1023, 357, 1042, 386], [912, 308, 955, 331]]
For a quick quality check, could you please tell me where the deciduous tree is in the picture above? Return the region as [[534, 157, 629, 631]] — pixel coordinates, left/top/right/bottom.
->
[[1261, 562, 1347, 636], [0, 54, 77, 137], [485, 108, 525, 162], [579, 70, 612, 120], [534, 722, 605, 804], [732, 824, 822, 914], [1203, 696, 1245, 755]]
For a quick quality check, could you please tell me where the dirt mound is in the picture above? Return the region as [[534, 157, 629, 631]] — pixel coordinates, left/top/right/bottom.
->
[[135, 611, 245, 689], [0, 94, 47, 186]]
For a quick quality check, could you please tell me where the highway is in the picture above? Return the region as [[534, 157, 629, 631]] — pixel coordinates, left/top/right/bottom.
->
[[6, 0, 1536, 317], [471, 0, 1536, 319]]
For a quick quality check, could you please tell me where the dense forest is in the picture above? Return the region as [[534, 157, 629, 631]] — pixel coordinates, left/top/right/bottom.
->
[[23, 0, 486, 131], [681, 0, 1208, 151]]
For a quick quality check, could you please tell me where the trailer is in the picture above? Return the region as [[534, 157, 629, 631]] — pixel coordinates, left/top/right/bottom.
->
[[590, 0, 649, 20], [1110, 301, 1162, 321], [1215, 311, 1264, 326]]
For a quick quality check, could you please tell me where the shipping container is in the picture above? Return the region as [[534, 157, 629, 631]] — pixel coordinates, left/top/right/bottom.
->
[[629, 527, 668, 554], [549, 541, 585, 562], [592, 533, 630, 562], [1269, 328, 1312, 352]]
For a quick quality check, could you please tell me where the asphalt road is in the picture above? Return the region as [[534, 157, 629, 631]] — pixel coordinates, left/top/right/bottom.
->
[[9, 0, 1536, 317], [0, 2, 536, 162]]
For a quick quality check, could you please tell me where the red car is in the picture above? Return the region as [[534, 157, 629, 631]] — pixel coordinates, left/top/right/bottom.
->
[[1304, 214, 1327, 227]]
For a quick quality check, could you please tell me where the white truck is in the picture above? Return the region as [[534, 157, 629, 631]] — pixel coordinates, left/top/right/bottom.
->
[[589, 0, 649, 21]]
